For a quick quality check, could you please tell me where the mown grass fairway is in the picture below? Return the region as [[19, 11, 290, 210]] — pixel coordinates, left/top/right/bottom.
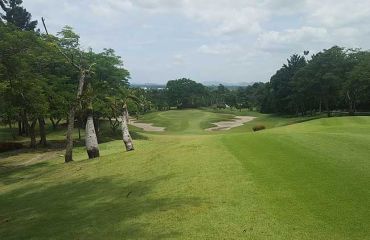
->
[[0, 110, 369, 239]]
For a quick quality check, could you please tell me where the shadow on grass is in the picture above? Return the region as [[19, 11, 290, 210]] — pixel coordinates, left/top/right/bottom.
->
[[98, 129, 148, 144], [0, 161, 51, 185], [0, 128, 148, 164], [0, 173, 200, 239]]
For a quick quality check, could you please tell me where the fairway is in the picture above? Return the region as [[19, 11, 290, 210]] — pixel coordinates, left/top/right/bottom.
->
[[1, 110, 369, 239]]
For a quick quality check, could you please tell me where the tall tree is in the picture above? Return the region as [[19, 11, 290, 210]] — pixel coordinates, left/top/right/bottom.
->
[[270, 54, 306, 114], [0, 0, 37, 30], [45, 25, 98, 162], [166, 78, 207, 108]]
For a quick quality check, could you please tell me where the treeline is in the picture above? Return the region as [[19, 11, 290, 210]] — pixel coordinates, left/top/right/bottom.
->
[[143, 79, 267, 111], [144, 47, 370, 116], [261, 47, 370, 115], [0, 0, 141, 160]]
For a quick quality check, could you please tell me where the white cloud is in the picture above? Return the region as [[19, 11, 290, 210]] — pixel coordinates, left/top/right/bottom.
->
[[258, 27, 329, 51], [22, 0, 370, 84], [305, 0, 370, 28], [173, 54, 185, 65], [198, 43, 242, 55]]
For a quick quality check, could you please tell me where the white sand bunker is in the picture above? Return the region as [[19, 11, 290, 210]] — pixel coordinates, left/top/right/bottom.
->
[[206, 116, 256, 131], [129, 118, 165, 132]]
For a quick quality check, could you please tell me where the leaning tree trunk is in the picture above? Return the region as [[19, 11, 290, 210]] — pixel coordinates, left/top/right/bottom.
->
[[121, 104, 134, 151], [38, 117, 47, 147], [65, 70, 86, 163], [85, 98, 100, 159]]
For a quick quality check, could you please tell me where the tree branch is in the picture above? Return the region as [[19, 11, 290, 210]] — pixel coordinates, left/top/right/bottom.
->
[[41, 17, 81, 71], [0, 0, 9, 13]]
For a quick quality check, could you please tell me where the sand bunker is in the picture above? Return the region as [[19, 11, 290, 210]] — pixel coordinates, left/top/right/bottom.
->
[[129, 118, 165, 132], [206, 116, 256, 131]]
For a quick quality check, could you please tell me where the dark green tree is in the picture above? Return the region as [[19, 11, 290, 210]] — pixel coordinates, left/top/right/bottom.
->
[[0, 0, 37, 30]]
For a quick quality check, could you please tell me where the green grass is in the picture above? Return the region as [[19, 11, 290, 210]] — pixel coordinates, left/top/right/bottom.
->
[[136, 109, 235, 134], [0, 110, 369, 239]]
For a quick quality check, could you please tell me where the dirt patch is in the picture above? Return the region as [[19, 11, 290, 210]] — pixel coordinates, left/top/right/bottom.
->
[[129, 118, 165, 132], [206, 116, 256, 131]]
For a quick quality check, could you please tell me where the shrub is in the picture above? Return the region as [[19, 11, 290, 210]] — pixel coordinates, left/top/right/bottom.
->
[[252, 125, 266, 132]]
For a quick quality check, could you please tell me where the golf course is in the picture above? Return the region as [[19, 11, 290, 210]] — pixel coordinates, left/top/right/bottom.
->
[[1, 109, 369, 239]]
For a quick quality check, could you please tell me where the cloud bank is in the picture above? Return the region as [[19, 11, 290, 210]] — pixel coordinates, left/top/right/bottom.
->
[[24, 0, 370, 84]]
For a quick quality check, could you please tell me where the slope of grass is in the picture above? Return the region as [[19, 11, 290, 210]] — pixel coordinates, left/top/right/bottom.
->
[[136, 109, 235, 134], [0, 110, 369, 239], [223, 117, 370, 239]]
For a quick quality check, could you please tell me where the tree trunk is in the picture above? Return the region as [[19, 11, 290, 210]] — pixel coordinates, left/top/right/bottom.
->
[[108, 117, 119, 133], [50, 117, 61, 130], [8, 117, 16, 140], [85, 98, 100, 159], [29, 120, 37, 148], [21, 112, 29, 136], [65, 108, 75, 162], [18, 119, 22, 136], [65, 70, 86, 163], [346, 91, 355, 116], [325, 99, 331, 117], [121, 105, 134, 151], [78, 125, 81, 140], [38, 117, 47, 147], [50, 117, 56, 130]]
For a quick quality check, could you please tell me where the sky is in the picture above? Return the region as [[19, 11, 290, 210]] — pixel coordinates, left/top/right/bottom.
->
[[24, 0, 370, 85]]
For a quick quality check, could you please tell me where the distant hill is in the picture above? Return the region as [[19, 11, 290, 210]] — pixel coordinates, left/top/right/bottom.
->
[[131, 83, 166, 89], [202, 81, 253, 87], [132, 81, 254, 90]]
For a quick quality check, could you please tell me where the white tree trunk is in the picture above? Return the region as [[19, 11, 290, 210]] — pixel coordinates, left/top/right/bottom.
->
[[85, 115, 100, 159], [121, 105, 134, 151]]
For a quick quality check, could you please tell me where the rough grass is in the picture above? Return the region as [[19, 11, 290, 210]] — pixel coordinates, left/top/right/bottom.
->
[[0, 110, 369, 239]]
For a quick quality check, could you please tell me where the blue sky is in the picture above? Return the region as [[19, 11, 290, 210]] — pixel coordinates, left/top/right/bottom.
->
[[24, 0, 370, 85]]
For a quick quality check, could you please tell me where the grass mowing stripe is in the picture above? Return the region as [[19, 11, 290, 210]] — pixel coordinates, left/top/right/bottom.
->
[[223, 118, 370, 239]]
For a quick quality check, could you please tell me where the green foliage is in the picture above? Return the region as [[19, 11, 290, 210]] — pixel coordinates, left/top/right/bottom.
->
[[0, 19, 135, 146], [260, 46, 370, 115], [166, 78, 208, 108], [0, 0, 37, 30], [270, 54, 307, 113]]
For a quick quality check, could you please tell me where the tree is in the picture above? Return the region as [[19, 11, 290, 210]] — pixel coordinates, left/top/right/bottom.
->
[[166, 78, 207, 108], [0, 23, 48, 147], [270, 54, 306, 114], [346, 51, 370, 112], [45, 24, 99, 162], [0, 0, 37, 30], [297, 47, 350, 116], [105, 88, 138, 151], [147, 89, 168, 111]]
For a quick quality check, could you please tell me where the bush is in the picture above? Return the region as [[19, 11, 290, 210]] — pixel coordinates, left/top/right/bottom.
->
[[0, 142, 24, 153], [252, 125, 266, 132]]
